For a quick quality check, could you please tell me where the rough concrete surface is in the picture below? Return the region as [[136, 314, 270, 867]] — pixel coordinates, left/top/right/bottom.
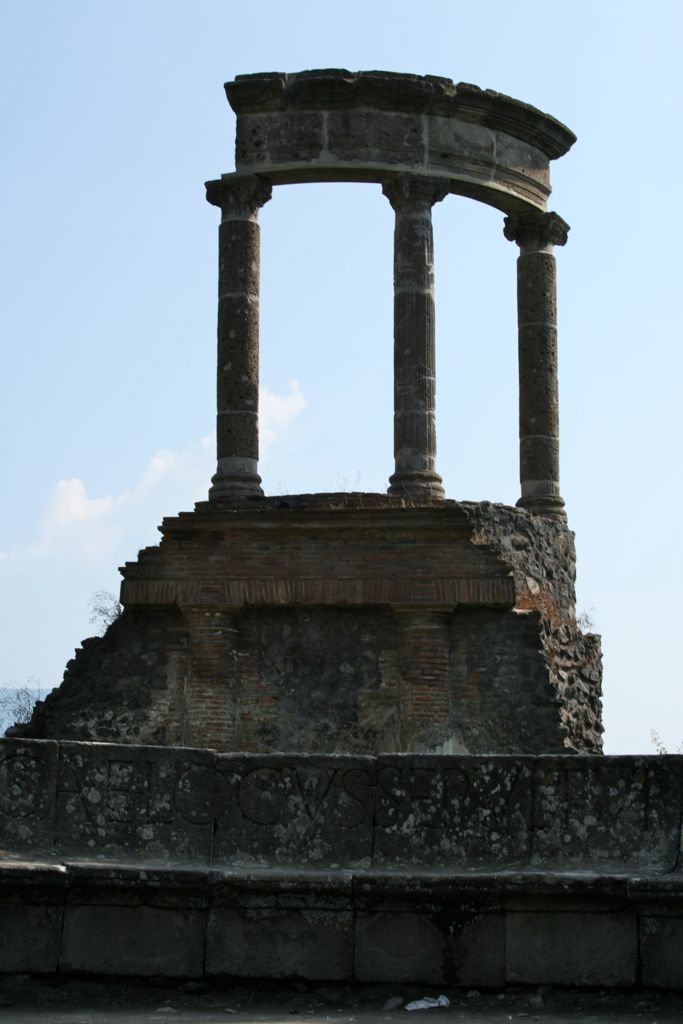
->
[[1, 979, 683, 1024]]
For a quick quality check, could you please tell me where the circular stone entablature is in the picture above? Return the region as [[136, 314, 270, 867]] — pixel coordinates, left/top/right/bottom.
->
[[224, 69, 576, 213]]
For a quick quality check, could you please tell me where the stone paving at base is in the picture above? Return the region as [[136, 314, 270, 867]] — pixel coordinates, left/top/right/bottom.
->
[[1, 981, 682, 1024]]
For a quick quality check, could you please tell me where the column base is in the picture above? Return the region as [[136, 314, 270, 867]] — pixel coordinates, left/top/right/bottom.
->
[[387, 470, 445, 500], [209, 457, 264, 500], [516, 494, 566, 519], [209, 471, 264, 501]]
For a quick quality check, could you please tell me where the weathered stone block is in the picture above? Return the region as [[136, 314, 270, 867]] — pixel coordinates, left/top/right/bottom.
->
[[326, 109, 425, 166], [0, 739, 58, 855], [451, 912, 505, 987], [529, 757, 681, 871], [226, 73, 287, 115], [354, 911, 446, 983], [55, 742, 216, 862], [235, 111, 324, 168], [210, 869, 352, 910], [354, 907, 505, 986], [227, 69, 569, 208], [372, 756, 535, 867], [60, 905, 206, 976], [449, 609, 567, 754], [206, 907, 353, 978], [352, 870, 504, 914], [495, 135, 549, 186], [227, 71, 575, 160], [287, 70, 356, 110], [65, 862, 209, 910], [0, 861, 67, 907], [0, 905, 62, 972], [1, 742, 679, 877], [640, 915, 683, 989], [213, 754, 375, 866], [427, 116, 494, 174], [506, 912, 637, 986]]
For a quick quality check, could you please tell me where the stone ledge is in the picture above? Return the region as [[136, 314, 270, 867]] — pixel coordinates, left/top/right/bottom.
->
[[4, 859, 683, 893], [0, 861, 681, 986]]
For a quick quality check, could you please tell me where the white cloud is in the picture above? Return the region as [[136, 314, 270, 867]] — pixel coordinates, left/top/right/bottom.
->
[[1, 382, 307, 569], [41, 479, 116, 538], [0, 382, 307, 687], [260, 379, 307, 446]]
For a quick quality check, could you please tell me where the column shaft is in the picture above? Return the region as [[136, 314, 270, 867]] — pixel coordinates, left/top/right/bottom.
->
[[517, 250, 560, 503], [504, 212, 569, 517], [383, 176, 448, 499], [206, 175, 271, 499]]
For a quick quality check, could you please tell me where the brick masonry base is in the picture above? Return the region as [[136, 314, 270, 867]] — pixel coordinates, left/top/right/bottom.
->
[[17, 495, 603, 755]]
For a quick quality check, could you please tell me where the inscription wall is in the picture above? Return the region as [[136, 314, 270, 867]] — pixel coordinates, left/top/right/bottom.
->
[[1, 740, 680, 872]]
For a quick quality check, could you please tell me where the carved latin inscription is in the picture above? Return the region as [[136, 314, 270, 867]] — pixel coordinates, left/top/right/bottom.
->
[[0, 742, 679, 871]]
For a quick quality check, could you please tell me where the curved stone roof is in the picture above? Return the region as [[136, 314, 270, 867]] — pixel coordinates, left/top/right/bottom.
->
[[226, 70, 576, 159], [221, 70, 576, 213]]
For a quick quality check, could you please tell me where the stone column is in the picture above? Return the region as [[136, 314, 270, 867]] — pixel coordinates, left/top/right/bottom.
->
[[504, 211, 569, 518], [383, 175, 449, 499], [206, 174, 272, 499]]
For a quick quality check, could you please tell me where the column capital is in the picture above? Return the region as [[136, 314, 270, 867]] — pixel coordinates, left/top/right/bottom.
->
[[382, 173, 450, 211], [205, 174, 272, 220], [503, 210, 569, 253]]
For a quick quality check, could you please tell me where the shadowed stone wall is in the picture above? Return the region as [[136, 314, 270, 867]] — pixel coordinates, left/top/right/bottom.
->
[[2, 740, 680, 873], [0, 740, 681, 987]]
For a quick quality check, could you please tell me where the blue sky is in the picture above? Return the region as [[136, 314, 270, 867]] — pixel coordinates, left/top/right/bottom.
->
[[1, 0, 681, 752]]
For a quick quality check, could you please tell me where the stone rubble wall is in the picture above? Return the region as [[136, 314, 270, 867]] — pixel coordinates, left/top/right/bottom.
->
[[463, 501, 604, 752], [16, 609, 189, 747]]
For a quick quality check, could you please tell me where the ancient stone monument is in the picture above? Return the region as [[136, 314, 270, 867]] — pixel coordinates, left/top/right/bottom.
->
[[20, 69, 602, 755], [3, 72, 681, 990]]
